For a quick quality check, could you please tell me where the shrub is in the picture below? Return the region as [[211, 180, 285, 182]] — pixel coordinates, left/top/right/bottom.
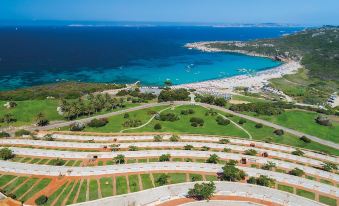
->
[[0, 131, 10, 138], [291, 149, 304, 156], [154, 123, 162, 130], [273, 129, 284, 136], [201, 146, 210, 151], [169, 134, 180, 142], [114, 154, 125, 164], [261, 161, 276, 170], [315, 116, 332, 126], [123, 119, 142, 127], [128, 145, 138, 151], [219, 138, 230, 144], [216, 116, 230, 125], [153, 135, 163, 142], [87, 118, 108, 127], [69, 122, 85, 131], [158, 88, 190, 102], [188, 182, 216, 200], [52, 158, 66, 166], [244, 149, 258, 156], [238, 119, 247, 125], [247, 175, 275, 187], [190, 117, 204, 127], [223, 148, 231, 152], [158, 113, 179, 122], [181, 109, 195, 115], [44, 134, 54, 141], [123, 113, 129, 118], [184, 144, 194, 150], [155, 174, 169, 186], [14, 129, 31, 137], [214, 98, 227, 107], [220, 165, 247, 181], [255, 123, 263, 128], [159, 154, 171, 162], [300, 136, 311, 143], [205, 109, 217, 116], [322, 162, 338, 172], [206, 154, 219, 164], [36, 118, 49, 126], [289, 168, 305, 177], [225, 160, 238, 166], [35, 195, 48, 205], [0, 148, 14, 160]]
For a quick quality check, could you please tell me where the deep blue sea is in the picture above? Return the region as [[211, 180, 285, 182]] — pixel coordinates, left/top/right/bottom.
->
[[0, 26, 303, 90]]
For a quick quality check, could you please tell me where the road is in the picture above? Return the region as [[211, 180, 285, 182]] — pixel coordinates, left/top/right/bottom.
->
[[29, 101, 339, 150]]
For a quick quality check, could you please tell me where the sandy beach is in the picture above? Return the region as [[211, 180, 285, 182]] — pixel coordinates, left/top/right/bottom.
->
[[172, 42, 301, 93]]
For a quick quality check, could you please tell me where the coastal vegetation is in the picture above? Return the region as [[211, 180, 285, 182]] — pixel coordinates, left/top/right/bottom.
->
[[0, 82, 125, 101]]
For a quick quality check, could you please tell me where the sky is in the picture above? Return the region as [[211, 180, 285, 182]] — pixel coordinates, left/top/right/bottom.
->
[[0, 0, 338, 25]]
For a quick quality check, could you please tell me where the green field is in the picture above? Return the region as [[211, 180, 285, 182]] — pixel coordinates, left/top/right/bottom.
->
[[0, 99, 61, 127], [249, 109, 339, 143], [81, 105, 168, 133]]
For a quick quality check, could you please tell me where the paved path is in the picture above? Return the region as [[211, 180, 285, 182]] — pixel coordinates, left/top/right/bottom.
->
[[28, 101, 339, 149], [71, 182, 323, 206], [0, 161, 337, 197]]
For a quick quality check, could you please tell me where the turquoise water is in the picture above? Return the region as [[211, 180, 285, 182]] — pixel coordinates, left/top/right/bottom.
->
[[31, 52, 281, 86], [0, 27, 301, 90]]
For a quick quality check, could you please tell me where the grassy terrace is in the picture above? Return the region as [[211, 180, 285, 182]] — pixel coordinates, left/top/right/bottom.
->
[[243, 109, 339, 143], [0, 171, 336, 206], [0, 99, 140, 127]]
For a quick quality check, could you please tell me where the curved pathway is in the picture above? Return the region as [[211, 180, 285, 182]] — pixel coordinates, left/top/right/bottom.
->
[[28, 101, 339, 149]]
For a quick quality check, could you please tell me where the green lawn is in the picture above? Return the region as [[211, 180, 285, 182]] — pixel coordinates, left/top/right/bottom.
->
[[76, 179, 88, 203], [21, 178, 51, 202], [296, 189, 315, 200], [115, 176, 128, 195], [319, 195, 337, 206], [99, 177, 113, 197], [128, 175, 140, 193], [250, 109, 339, 143], [0, 175, 16, 187], [88, 179, 99, 200], [5, 176, 28, 192], [13, 178, 38, 199], [79, 105, 167, 133], [168, 173, 186, 184], [66, 180, 81, 205], [55, 181, 75, 206], [205, 175, 217, 181], [277, 184, 294, 193], [45, 182, 68, 206], [0, 99, 61, 127], [189, 174, 203, 182], [140, 174, 154, 189]]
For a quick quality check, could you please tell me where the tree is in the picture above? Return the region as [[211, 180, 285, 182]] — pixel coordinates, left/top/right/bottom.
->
[[44, 134, 55, 141], [206, 154, 220, 164], [114, 154, 125, 164], [220, 165, 247, 181], [169, 134, 180, 142], [291, 149, 304, 156], [255, 123, 263, 128], [35, 112, 49, 126], [35, 195, 48, 205], [273, 129, 284, 136], [159, 154, 171, 162], [201, 146, 210, 151], [223, 148, 231, 152], [0, 132, 10, 138], [155, 174, 169, 186], [52, 158, 66, 166], [322, 162, 338, 172], [216, 116, 230, 126], [154, 123, 162, 130], [187, 182, 216, 200], [87, 118, 108, 127], [184, 144, 194, 150], [164, 80, 173, 87], [0, 148, 14, 160], [153, 135, 163, 142], [238, 119, 247, 125], [300, 136, 311, 143], [14, 129, 31, 137], [244, 149, 258, 156], [247, 175, 275, 187], [69, 121, 85, 131], [219, 138, 230, 144], [214, 98, 227, 107], [261, 161, 276, 171], [110, 144, 121, 152], [190, 117, 204, 127], [289, 168, 305, 177], [2, 113, 16, 124], [128, 145, 139, 151], [123, 113, 129, 118]]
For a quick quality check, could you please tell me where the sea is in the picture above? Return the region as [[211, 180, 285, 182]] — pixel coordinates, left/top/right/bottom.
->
[[0, 26, 303, 90]]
